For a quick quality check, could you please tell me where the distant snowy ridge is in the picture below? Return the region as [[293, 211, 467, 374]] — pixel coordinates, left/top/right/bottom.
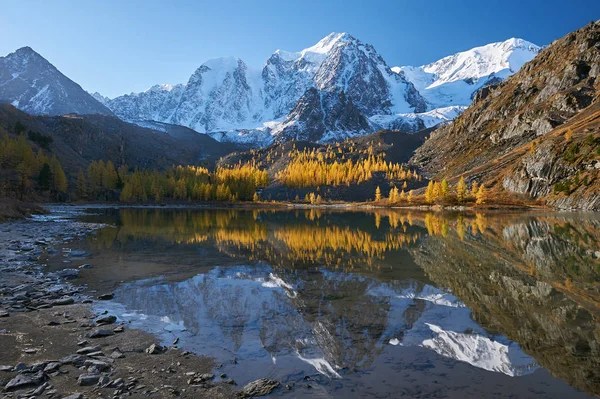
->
[[103, 32, 428, 144], [394, 38, 541, 108]]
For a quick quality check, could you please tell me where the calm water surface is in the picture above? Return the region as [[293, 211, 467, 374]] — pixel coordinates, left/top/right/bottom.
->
[[45, 208, 600, 398]]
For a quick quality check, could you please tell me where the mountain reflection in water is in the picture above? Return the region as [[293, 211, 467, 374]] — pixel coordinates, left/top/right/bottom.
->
[[70, 208, 599, 398]]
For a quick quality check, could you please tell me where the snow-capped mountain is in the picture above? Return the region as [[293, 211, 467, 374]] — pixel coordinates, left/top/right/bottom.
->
[[103, 32, 428, 145], [101, 34, 539, 145], [0, 47, 112, 116], [394, 38, 541, 108], [0, 34, 540, 146]]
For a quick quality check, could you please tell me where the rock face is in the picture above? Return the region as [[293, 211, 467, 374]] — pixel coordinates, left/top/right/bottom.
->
[[100, 33, 537, 145], [411, 21, 600, 210], [0, 47, 112, 116], [271, 88, 371, 143]]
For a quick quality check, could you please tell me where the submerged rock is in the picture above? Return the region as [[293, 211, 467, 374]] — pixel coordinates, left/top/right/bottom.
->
[[238, 378, 280, 397], [95, 315, 116, 325], [56, 269, 80, 279]]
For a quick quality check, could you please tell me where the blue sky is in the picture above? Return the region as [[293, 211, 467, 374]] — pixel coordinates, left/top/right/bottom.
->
[[1, 0, 598, 98]]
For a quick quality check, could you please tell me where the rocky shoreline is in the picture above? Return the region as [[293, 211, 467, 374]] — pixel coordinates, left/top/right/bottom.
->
[[0, 209, 280, 398]]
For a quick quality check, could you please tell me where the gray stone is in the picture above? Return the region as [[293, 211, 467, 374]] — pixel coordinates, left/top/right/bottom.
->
[[53, 297, 75, 306], [84, 359, 111, 372], [110, 350, 125, 359], [5, 370, 45, 390], [43, 362, 61, 373], [78, 264, 93, 269], [60, 354, 86, 366], [76, 346, 101, 355], [62, 394, 83, 399], [145, 344, 164, 354], [89, 329, 115, 338], [98, 293, 114, 300], [187, 373, 214, 385], [77, 373, 101, 386], [13, 362, 27, 371]]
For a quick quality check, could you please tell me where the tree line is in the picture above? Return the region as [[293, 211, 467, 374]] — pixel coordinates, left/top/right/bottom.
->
[[275, 145, 420, 188], [0, 133, 66, 199]]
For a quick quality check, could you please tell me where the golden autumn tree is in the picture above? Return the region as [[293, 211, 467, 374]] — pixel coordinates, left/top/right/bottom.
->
[[425, 181, 435, 204], [456, 176, 467, 203], [375, 186, 382, 202], [388, 186, 399, 204], [440, 179, 449, 200], [476, 184, 488, 205]]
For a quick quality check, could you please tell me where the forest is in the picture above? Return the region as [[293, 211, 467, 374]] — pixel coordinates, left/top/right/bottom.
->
[[1, 124, 495, 207]]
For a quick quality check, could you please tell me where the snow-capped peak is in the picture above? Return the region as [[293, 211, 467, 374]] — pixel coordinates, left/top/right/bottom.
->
[[302, 32, 355, 55], [421, 37, 541, 86], [143, 83, 179, 93], [200, 56, 243, 71], [395, 37, 541, 108]]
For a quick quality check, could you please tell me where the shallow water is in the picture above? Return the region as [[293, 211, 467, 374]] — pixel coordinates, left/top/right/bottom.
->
[[44, 207, 600, 398]]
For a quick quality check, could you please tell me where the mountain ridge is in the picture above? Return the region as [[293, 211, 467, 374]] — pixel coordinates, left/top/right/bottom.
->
[[96, 33, 538, 145], [0, 46, 113, 116]]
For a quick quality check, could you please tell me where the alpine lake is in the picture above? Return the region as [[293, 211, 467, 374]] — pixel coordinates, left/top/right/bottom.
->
[[41, 207, 600, 398]]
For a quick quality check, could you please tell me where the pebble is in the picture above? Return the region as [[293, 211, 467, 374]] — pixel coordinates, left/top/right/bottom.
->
[[145, 344, 165, 354], [76, 346, 101, 355], [98, 293, 114, 300]]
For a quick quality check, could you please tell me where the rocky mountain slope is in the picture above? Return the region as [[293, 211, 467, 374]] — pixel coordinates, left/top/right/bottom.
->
[[0, 47, 112, 116], [98, 33, 538, 146], [411, 20, 600, 210], [0, 104, 240, 177]]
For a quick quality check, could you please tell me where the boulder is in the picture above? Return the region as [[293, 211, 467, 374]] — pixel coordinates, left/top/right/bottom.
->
[[238, 378, 280, 397], [5, 370, 45, 390]]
